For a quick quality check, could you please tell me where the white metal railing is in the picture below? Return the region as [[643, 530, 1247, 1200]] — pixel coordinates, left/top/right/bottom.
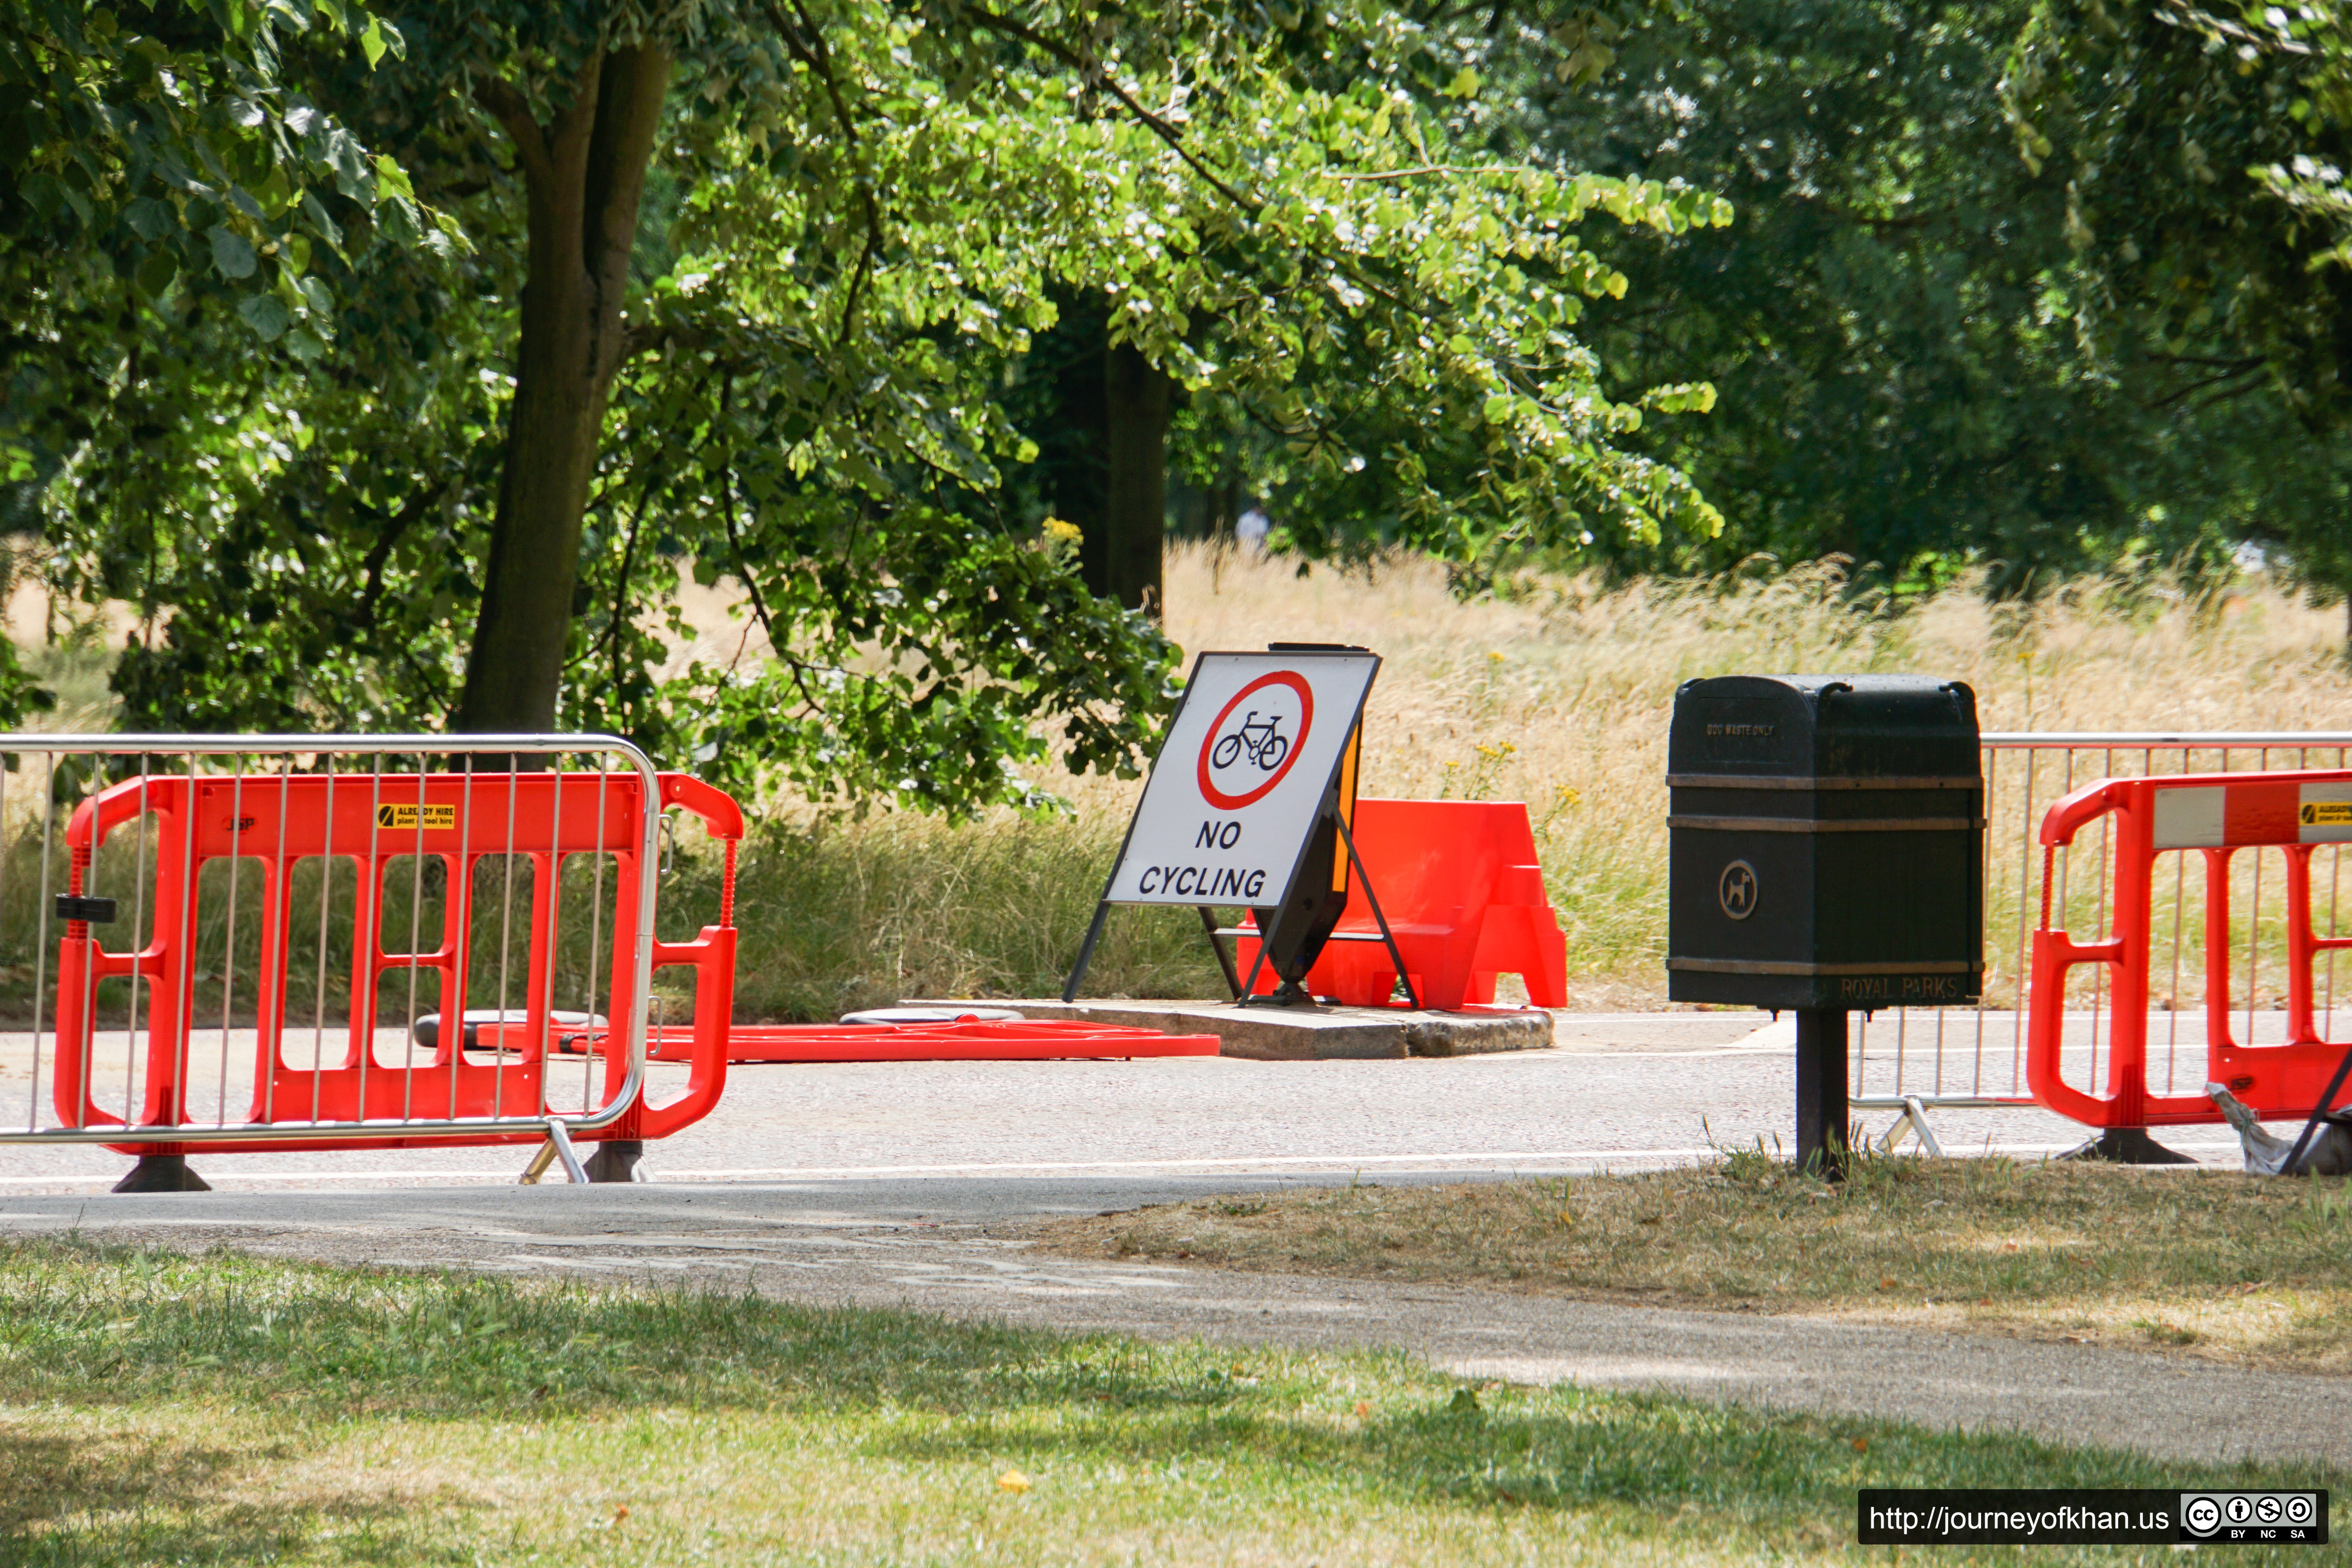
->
[[0, 735, 663, 1150], [1858, 731, 2352, 1145]]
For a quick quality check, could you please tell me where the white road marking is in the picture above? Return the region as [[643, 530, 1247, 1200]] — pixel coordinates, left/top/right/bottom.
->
[[0, 1139, 2251, 1187]]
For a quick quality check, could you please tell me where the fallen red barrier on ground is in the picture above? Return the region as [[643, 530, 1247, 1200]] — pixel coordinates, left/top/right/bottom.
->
[[514, 1017, 1222, 1064]]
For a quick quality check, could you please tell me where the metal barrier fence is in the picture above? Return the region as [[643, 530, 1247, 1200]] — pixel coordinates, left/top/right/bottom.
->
[[0, 735, 740, 1179], [1858, 731, 2352, 1151]]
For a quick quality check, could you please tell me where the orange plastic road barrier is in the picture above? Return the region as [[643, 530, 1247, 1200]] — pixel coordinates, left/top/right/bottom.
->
[[53, 768, 742, 1154], [525, 1017, 1223, 1063], [2029, 769, 2352, 1129], [1233, 798, 1567, 1010]]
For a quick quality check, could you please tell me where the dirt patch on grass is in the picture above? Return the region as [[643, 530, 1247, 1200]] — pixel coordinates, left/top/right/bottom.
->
[[1031, 1155, 2352, 1372]]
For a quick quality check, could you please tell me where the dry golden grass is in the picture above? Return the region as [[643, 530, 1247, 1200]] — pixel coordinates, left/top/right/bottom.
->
[[1035, 1156, 2352, 1373], [1055, 548, 2352, 1004], [704, 547, 2352, 1014], [1159, 543, 2352, 803]]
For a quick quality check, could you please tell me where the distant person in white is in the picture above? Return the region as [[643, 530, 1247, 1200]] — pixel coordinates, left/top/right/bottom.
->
[[1235, 503, 1270, 553]]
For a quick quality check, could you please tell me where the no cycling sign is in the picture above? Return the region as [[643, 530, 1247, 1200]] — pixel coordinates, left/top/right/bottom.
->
[[1102, 649, 1380, 907]]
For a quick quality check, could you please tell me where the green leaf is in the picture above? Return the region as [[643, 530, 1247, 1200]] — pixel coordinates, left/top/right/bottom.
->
[[238, 293, 291, 339], [209, 226, 257, 279], [360, 15, 387, 67], [134, 246, 178, 296], [123, 197, 175, 241], [1444, 68, 1481, 99], [369, 155, 414, 202]]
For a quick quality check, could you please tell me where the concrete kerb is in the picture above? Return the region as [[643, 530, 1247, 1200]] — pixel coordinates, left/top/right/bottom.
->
[[915, 997, 1555, 1060]]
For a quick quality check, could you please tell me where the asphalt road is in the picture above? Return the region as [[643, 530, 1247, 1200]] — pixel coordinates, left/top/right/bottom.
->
[[0, 1011, 2244, 1194]]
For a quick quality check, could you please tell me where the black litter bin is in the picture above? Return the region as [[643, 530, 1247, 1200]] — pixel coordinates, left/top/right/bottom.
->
[[1666, 675, 1984, 1175]]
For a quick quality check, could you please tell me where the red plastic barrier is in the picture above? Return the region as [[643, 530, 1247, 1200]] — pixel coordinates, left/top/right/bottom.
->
[[2028, 769, 2352, 1129], [528, 1016, 1221, 1063], [53, 768, 742, 1153], [1233, 798, 1566, 1010]]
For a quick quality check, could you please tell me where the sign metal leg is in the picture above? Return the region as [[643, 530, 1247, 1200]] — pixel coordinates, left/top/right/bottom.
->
[[1062, 900, 1113, 1004], [1197, 906, 1243, 1000], [2283, 1041, 2352, 1174], [1234, 928, 1273, 1004], [1333, 808, 1418, 1010]]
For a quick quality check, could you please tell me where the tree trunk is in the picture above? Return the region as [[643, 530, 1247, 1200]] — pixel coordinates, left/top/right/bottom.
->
[[1029, 291, 1169, 615], [1040, 292, 1109, 593], [456, 46, 672, 733], [1101, 342, 1172, 617]]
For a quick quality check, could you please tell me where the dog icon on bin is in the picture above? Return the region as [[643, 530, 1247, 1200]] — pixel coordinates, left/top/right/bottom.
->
[[1718, 859, 1759, 921]]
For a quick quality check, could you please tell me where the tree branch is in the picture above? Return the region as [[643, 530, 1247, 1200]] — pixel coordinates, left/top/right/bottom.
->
[[775, 0, 885, 351], [2144, 363, 2269, 411], [713, 369, 823, 716], [472, 76, 554, 188], [962, 5, 1262, 217], [2145, 352, 2269, 370], [588, 461, 662, 688], [715, 379, 784, 654], [1321, 164, 1489, 181], [581, 44, 672, 323], [622, 318, 711, 361], [351, 481, 445, 639]]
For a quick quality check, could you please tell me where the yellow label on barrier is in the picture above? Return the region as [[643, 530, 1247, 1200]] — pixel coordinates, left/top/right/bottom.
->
[[2301, 802, 2352, 827], [376, 802, 457, 831]]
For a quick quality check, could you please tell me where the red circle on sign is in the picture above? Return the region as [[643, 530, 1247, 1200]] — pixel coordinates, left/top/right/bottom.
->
[[1198, 672, 1315, 810]]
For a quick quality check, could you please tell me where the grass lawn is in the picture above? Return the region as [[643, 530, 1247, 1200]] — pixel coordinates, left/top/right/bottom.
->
[[0, 1239, 2334, 1564], [1039, 1155, 2352, 1374]]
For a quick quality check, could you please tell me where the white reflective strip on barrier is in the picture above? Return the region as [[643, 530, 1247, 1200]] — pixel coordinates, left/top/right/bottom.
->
[[2153, 787, 2227, 851]]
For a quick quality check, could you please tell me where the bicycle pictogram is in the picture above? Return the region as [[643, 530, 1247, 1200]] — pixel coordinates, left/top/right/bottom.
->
[[1210, 710, 1290, 773], [1194, 668, 1315, 811]]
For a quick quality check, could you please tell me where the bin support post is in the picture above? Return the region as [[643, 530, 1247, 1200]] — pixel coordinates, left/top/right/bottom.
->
[[1795, 1008, 1848, 1181]]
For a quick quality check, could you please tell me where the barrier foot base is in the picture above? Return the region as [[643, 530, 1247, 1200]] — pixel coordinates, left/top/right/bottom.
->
[[1878, 1096, 1945, 1158], [519, 1120, 590, 1185], [2060, 1127, 2198, 1166], [583, 1140, 645, 1183], [112, 1155, 210, 1194]]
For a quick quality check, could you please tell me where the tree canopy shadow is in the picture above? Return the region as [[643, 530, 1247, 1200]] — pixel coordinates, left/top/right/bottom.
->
[[0, 1427, 460, 1566]]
